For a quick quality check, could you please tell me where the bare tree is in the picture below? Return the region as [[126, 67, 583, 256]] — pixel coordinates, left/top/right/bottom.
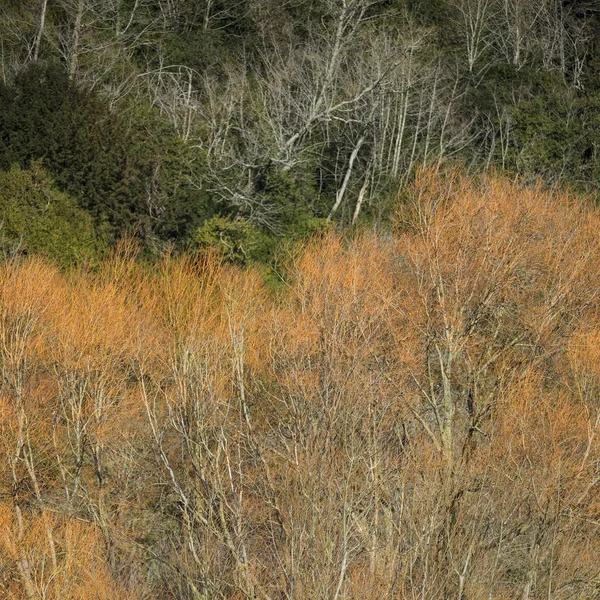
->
[[32, 0, 48, 62]]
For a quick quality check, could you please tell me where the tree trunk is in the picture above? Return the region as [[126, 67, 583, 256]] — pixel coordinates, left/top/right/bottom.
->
[[32, 0, 48, 62]]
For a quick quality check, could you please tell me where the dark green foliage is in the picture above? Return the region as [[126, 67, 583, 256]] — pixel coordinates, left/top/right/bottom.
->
[[466, 63, 600, 191], [509, 91, 600, 190], [194, 215, 268, 263], [0, 63, 210, 251], [251, 167, 331, 262], [0, 63, 146, 237], [0, 163, 106, 265], [407, 0, 449, 26], [464, 64, 555, 113], [118, 101, 211, 247], [193, 166, 331, 265], [256, 168, 321, 226]]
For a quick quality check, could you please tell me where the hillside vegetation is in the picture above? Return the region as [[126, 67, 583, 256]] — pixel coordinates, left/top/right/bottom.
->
[[1, 172, 599, 599]]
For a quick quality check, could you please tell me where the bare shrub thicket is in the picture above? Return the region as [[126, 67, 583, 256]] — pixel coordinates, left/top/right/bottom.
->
[[0, 172, 599, 599]]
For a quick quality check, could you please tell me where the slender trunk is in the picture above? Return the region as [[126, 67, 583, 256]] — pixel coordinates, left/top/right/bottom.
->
[[14, 506, 36, 600], [68, 0, 85, 79], [328, 135, 366, 221], [32, 0, 48, 62], [352, 160, 372, 225], [203, 0, 214, 30]]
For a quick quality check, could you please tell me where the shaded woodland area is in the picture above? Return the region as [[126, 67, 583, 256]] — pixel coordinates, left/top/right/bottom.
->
[[0, 0, 600, 262], [0, 172, 599, 599]]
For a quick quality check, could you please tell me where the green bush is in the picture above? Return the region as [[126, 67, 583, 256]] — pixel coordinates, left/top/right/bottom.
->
[[194, 215, 267, 263], [0, 163, 106, 265], [0, 63, 211, 248]]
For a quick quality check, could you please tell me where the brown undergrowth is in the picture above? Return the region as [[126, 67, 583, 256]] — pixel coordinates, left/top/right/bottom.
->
[[0, 171, 599, 599]]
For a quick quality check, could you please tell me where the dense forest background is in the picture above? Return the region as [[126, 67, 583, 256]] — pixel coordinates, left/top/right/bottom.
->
[[1, 0, 600, 264]]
